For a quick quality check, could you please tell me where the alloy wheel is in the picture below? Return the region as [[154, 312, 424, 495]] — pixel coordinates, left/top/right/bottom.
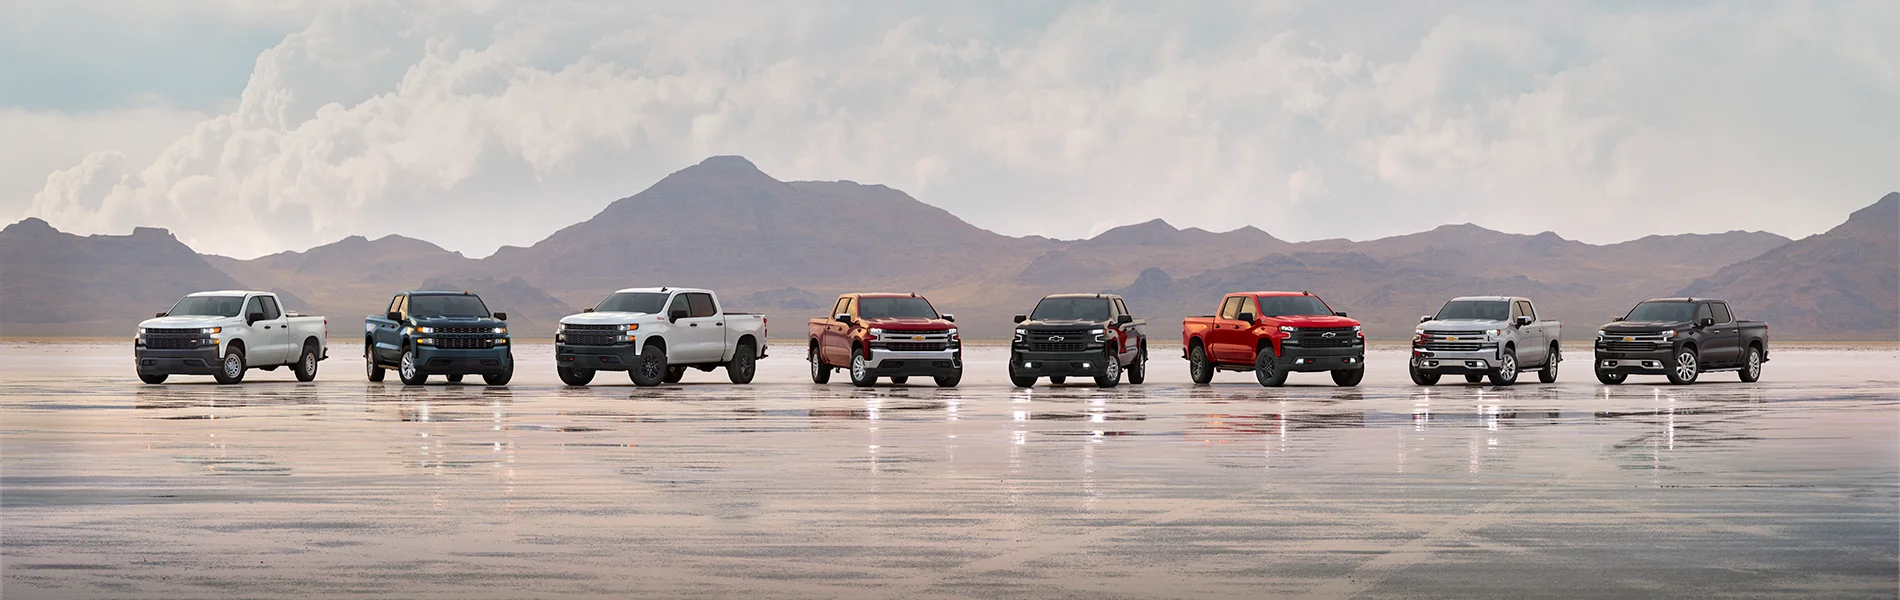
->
[[1499, 354, 1516, 380], [1747, 351, 1761, 378], [851, 355, 868, 382], [1675, 352, 1698, 381], [400, 351, 416, 381]]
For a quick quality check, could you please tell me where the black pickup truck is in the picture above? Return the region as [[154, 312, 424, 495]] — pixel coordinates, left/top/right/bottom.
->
[[1008, 294, 1147, 388], [365, 291, 514, 386], [1594, 297, 1768, 385]]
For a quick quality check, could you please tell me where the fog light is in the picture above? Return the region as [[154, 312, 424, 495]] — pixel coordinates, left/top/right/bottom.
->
[[1081, 362, 1091, 368], [1025, 362, 1035, 369]]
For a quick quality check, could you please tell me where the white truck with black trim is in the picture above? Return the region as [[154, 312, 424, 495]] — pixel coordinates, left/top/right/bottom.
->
[[553, 287, 768, 386], [136, 290, 329, 384]]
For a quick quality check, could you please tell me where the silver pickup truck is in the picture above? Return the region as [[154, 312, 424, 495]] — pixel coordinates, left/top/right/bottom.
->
[[1410, 296, 1561, 386]]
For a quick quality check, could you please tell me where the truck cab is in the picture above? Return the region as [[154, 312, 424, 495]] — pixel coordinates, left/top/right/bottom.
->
[[808, 293, 962, 387], [364, 291, 513, 386], [554, 287, 768, 387], [1180, 291, 1364, 387], [1008, 293, 1147, 388], [1411, 296, 1561, 386], [136, 290, 328, 384], [1594, 297, 1769, 385]]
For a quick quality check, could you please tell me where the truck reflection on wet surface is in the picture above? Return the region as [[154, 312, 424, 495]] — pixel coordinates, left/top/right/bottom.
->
[[3, 344, 1895, 599]]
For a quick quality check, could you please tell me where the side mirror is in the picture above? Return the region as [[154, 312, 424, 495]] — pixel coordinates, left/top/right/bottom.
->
[[1611, 316, 1623, 322], [583, 308, 594, 313], [1516, 315, 1533, 326], [494, 312, 507, 321], [247, 312, 265, 325], [156, 312, 167, 318], [1419, 315, 1433, 323], [1013, 314, 1027, 323], [834, 313, 852, 325], [386, 311, 402, 322], [1335, 311, 1349, 318], [1698, 317, 1715, 327], [670, 308, 689, 323], [1236, 312, 1255, 323], [942, 313, 955, 323], [1117, 314, 1134, 325]]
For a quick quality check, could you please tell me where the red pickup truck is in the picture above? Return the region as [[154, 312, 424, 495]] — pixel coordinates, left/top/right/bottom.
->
[[1181, 291, 1365, 387], [809, 293, 962, 388]]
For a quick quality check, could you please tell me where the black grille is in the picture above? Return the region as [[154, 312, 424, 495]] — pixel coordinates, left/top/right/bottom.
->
[[886, 341, 950, 352], [435, 326, 496, 334], [1605, 341, 1657, 352], [433, 338, 496, 349], [1029, 341, 1087, 352], [1293, 329, 1359, 348], [561, 324, 622, 346], [144, 328, 201, 337], [142, 337, 204, 349]]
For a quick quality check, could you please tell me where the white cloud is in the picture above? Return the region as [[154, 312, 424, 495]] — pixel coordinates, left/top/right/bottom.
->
[[20, 1, 1900, 258]]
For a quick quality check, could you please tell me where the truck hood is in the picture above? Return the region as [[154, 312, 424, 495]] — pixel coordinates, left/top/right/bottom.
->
[[1419, 318, 1506, 331], [1601, 320, 1691, 334], [412, 316, 508, 329], [1271, 314, 1360, 328], [859, 317, 955, 331], [561, 311, 660, 326], [1017, 319, 1107, 331], [140, 315, 234, 329]]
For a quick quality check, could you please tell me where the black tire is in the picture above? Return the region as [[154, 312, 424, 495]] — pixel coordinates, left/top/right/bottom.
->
[[1009, 372, 1037, 387], [1126, 347, 1147, 384], [889, 376, 910, 385], [630, 344, 667, 386], [1093, 349, 1122, 388], [365, 344, 385, 382], [664, 366, 686, 384], [213, 345, 246, 384], [1595, 369, 1627, 385], [557, 366, 595, 386], [139, 373, 168, 384], [728, 344, 757, 384], [398, 347, 426, 385], [483, 366, 512, 386], [934, 370, 961, 387], [848, 351, 877, 388], [1666, 347, 1700, 385], [809, 345, 831, 384], [447, 374, 465, 383], [1464, 373, 1484, 383], [1188, 344, 1214, 384], [293, 343, 319, 382], [1739, 345, 1763, 383], [1254, 348, 1287, 387], [1538, 344, 1560, 384], [1409, 360, 1440, 385], [1049, 376, 1066, 385], [1332, 368, 1364, 387], [1489, 348, 1519, 386]]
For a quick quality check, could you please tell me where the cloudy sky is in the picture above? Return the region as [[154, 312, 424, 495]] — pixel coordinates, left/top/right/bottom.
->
[[5, 1, 1896, 259]]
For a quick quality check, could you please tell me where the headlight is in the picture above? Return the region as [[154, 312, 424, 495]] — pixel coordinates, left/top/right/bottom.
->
[[1015, 328, 1026, 335], [416, 338, 435, 346], [138, 327, 147, 335], [202, 327, 221, 334], [1279, 325, 1297, 333], [1661, 329, 1677, 338], [1485, 329, 1501, 337], [492, 327, 506, 334], [493, 338, 508, 344], [1089, 328, 1105, 335], [619, 324, 638, 331], [868, 328, 884, 340], [417, 327, 434, 334], [1352, 325, 1362, 332]]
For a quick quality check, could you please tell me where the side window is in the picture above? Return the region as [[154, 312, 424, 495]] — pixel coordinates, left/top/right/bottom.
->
[[1241, 296, 1261, 318], [1218, 297, 1242, 320], [1517, 301, 1535, 321], [666, 294, 689, 316], [1114, 298, 1129, 316], [387, 295, 402, 314], [395, 295, 408, 318], [243, 296, 264, 318], [1509, 302, 1525, 319], [1710, 302, 1732, 323], [1695, 303, 1713, 323], [259, 296, 283, 320], [687, 293, 717, 318], [830, 298, 848, 317]]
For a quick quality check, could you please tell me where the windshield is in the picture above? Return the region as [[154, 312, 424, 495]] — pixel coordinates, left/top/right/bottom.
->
[[858, 297, 938, 319], [1434, 300, 1510, 321], [1625, 301, 1696, 323], [168, 296, 244, 317], [408, 295, 490, 318], [1030, 298, 1111, 321], [596, 292, 669, 314], [1257, 296, 1333, 317]]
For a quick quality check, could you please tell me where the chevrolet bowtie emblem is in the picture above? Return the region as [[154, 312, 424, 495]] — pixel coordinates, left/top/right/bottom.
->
[[1321, 332, 1337, 338], [1049, 335, 1064, 341], [1446, 336, 1458, 341], [911, 335, 925, 341], [1623, 336, 1635, 342]]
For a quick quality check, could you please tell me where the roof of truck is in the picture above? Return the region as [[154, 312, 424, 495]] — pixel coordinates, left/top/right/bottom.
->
[[851, 292, 927, 299], [1238, 291, 1318, 297], [403, 290, 479, 296], [611, 287, 709, 294], [188, 290, 265, 297], [1041, 293, 1118, 300], [1449, 296, 1525, 302]]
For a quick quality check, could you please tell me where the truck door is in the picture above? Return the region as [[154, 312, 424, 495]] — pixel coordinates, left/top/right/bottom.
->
[[258, 295, 292, 365], [1514, 300, 1545, 365], [374, 295, 405, 363], [1210, 296, 1248, 364], [681, 292, 723, 363], [241, 295, 287, 365], [1702, 302, 1740, 366], [824, 297, 855, 366]]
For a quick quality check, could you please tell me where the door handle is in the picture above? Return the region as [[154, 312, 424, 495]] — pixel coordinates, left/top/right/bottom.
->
[[689, 323, 699, 327]]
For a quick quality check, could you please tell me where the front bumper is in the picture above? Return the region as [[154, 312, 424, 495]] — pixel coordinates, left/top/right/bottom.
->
[[136, 346, 223, 375], [1594, 346, 1675, 374], [414, 345, 513, 375], [867, 347, 961, 376], [556, 343, 641, 371], [1274, 346, 1365, 372], [1411, 346, 1503, 373], [1011, 348, 1110, 376]]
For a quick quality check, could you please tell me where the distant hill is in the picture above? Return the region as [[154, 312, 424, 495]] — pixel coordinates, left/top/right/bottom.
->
[[205, 234, 478, 323], [0, 219, 245, 336], [1676, 193, 1898, 340]]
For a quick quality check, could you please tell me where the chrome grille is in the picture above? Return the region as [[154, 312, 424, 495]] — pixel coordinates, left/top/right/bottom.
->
[[1424, 342, 1484, 352], [1605, 341, 1657, 352], [886, 341, 951, 352], [1426, 329, 1487, 337]]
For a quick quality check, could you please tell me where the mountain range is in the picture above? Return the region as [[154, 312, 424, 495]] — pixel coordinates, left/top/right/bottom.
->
[[2, 156, 1891, 341]]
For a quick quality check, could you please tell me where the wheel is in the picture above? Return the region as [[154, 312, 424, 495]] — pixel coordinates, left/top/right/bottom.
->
[[1009, 371, 1037, 387], [889, 376, 910, 385], [1739, 346, 1763, 382], [1049, 376, 1067, 385], [933, 369, 961, 387], [1331, 368, 1364, 387], [1093, 350, 1121, 388], [809, 345, 831, 384], [1666, 347, 1700, 385], [1188, 344, 1214, 384], [1126, 347, 1147, 384], [1464, 373, 1484, 383], [630, 344, 667, 386], [849, 352, 877, 387], [1489, 349, 1519, 385], [557, 366, 595, 386], [213, 345, 246, 384], [664, 366, 686, 384], [1595, 369, 1627, 385], [398, 347, 426, 385], [293, 343, 319, 382], [1538, 344, 1560, 383], [138, 373, 168, 384], [482, 366, 512, 386], [447, 374, 465, 383], [727, 344, 757, 384], [365, 344, 385, 382], [1408, 360, 1440, 385], [1254, 348, 1287, 387]]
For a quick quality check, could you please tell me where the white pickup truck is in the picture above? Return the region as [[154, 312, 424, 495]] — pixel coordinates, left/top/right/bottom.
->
[[135, 290, 328, 384], [553, 287, 767, 386]]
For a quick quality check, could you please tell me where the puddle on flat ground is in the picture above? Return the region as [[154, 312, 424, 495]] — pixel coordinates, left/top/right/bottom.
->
[[2, 343, 1896, 599]]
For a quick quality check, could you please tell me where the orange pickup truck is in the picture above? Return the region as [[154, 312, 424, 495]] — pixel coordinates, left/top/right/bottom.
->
[[1181, 291, 1365, 387]]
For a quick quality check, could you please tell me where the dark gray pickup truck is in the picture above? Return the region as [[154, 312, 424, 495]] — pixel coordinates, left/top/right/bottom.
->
[[1594, 297, 1768, 385]]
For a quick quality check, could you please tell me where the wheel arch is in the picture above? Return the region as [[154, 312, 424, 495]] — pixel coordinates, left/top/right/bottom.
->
[[735, 334, 758, 352]]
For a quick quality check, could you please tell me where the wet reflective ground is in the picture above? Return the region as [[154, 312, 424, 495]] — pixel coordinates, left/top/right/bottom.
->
[[3, 343, 1896, 599]]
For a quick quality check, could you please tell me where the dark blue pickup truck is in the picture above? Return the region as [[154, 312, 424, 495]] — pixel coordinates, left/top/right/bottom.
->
[[364, 291, 513, 385]]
